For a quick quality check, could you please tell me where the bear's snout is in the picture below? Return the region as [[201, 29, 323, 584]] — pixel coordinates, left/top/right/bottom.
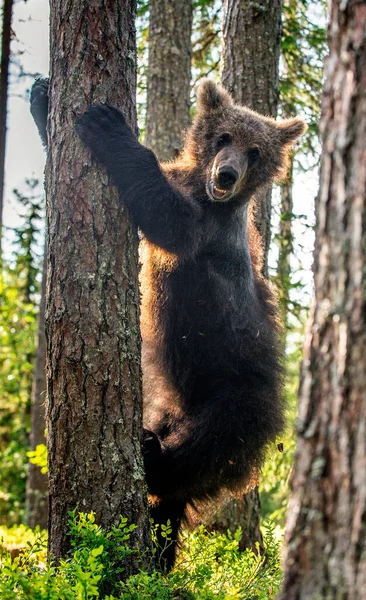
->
[[217, 166, 239, 189]]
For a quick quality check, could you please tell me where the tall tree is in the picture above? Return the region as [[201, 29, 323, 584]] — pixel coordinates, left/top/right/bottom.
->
[[222, 0, 282, 275], [26, 250, 47, 530], [210, 0, 282, 548], [0, 0, 14, 257], [280, 1, 366, 597], [45, 0, 150, 568], [145, 0, 193, 161]]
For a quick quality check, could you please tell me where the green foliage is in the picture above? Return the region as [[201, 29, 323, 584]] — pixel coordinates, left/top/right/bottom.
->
[[192, 1, 222, 87], [27, 443, 47, 474], [260, 331, 306, 526], [0, 523, 47, 556], [0, 179, 44, 524], [273, 2, 327, 340], [136, 0, 149, 138], [136, 0, 223, 132], [0, 513, 138, 599], [0, 513, 282, 599], [67, 511, 139, 597], [280, 0, 327, 163], [12, 179, 44, 303], [172, 523, 282, 599], [150, 517, 173, 569]]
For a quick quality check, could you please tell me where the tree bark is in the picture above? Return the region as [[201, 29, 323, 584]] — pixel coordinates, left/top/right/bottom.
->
[[145, 0, 192, 161], [26, 250, 48, 530], [46, 0, 150, 569], [222, 0, 282, 275], [280, 1, 366, 597], [211, 0, 282, 550], [0, 0, 14, 258]]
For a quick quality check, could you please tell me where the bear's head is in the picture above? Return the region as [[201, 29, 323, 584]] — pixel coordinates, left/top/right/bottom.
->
[[185, 79, 306, 204]]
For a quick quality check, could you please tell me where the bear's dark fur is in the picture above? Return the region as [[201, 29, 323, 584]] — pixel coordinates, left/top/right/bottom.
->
[[30, 78, 306, 570]]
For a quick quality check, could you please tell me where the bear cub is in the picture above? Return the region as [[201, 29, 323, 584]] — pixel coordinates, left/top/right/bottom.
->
[[30, 78, 306, 570]]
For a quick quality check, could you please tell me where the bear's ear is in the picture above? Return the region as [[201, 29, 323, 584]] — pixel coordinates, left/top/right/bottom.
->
[[196, 79, 233, 113], [277, 117, 307, 146]]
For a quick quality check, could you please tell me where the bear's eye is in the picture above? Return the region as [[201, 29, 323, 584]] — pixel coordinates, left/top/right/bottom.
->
[[216, 133, 232, 150], [247, 147, 261, 166]]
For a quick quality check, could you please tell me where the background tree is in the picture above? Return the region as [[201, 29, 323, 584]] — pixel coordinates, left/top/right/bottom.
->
[[191, 0, 221, 85], [280, 1, 366, 597], [205, 0, 283, 549], [26, 249, 47, 530], [145, 0, 193, 160], [0, 0, 14, 257], [222, 0, 282, 275], [45, 0, 150, 568], [0, 179, 43, 524], [275, 0, 326, 329], [259, 0, 327, 530]]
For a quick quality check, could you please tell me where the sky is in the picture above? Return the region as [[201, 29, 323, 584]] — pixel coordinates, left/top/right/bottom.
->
[[3, 0, 317, 303]]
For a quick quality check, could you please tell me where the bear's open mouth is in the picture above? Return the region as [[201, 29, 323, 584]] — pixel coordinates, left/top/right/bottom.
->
[[207, 180, 235, 202]]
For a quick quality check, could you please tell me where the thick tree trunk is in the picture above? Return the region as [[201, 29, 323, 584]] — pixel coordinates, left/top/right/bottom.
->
[[222, 0, 282, 275], [280, 2, 366, 598], [26, 251, 48, 530], [145, 0, 192, 161], [211, 0, 282, 550], [0, 0, 13, 257], [46, 0, 150, 569]]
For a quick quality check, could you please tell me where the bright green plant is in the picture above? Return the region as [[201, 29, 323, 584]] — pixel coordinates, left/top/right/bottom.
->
[[67, 511, 140, 597], [0, 513, 282, 600], [0, 266, 37, 524], [27, 443, 47, 474]]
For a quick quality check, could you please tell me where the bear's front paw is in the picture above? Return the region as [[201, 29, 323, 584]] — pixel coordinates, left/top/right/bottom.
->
[[76, 104, 134, 166], [30, 77, 49, 109], [30, 77, 49, 146]]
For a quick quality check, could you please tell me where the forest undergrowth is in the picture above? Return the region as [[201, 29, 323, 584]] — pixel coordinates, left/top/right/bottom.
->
[[0, 512, 282, 599]]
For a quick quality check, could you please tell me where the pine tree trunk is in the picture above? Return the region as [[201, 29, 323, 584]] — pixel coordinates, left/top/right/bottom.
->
[[46, 0, 150, 569], [280, 2, 366, 597], [26, 251, 48, 530], [210, 0, 282, 550], [145, 0, 192, 161], [222, 0, 282, 275], [0, 0, 14, 257]]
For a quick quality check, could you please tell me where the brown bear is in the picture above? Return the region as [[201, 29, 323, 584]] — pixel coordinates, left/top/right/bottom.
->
[[30, 78, 306, 570]]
